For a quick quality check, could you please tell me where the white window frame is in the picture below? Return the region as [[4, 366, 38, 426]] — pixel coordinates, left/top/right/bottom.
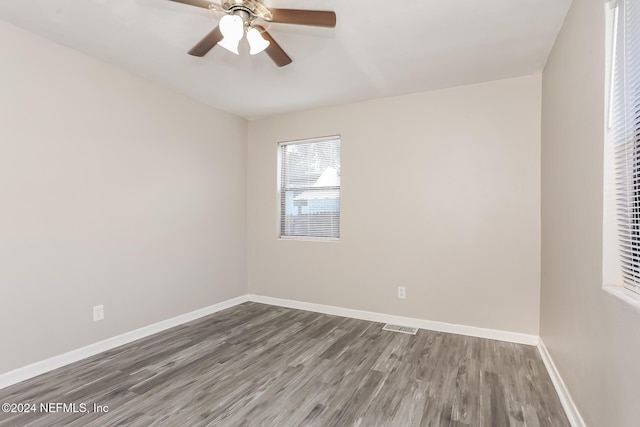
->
[[277, 135, 341, 242]]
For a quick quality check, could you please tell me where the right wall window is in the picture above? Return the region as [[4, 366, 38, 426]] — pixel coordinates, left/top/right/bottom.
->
[[607, 0, 640, 294]]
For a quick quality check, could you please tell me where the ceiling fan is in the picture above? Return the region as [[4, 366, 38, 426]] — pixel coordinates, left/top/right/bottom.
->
[[169, 0, 337, 67]]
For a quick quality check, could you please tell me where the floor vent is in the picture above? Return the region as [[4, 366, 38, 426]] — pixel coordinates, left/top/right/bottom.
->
[[382, 324, 418, 335]]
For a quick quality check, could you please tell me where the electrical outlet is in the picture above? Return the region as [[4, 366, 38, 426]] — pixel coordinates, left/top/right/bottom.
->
[[93, 305, 104, 322], [398, 286, 406, 299]]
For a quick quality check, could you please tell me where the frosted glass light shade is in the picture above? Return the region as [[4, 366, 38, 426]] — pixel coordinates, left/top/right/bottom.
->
[[247, 27, 270, 55], [218, 15, 244, 55]]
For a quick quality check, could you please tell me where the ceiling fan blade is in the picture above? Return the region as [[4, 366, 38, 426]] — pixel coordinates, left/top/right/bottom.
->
[[269, 9, 336, 28], [188, 26, 223, 57], [254, 25, 292, 67], [168, 0, 213, 9]]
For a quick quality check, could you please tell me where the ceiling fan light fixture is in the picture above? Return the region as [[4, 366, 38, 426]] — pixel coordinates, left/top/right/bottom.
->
[[246, 27, 270, 55], [218, 14, 244, 55]]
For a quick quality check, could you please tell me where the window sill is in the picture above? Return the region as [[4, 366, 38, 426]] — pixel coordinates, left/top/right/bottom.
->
[[603, 285, 640, 312], [279, 236, 339, 243]]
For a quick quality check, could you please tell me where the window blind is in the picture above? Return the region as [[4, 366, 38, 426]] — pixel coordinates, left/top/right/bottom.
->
[[279, 136, 341, 239], [612, 0, 640, 293]]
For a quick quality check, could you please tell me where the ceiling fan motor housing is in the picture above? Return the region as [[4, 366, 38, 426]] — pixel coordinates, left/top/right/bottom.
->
[[221, 0, 273, 21]]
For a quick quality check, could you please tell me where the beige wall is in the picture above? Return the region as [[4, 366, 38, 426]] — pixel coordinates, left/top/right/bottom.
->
[[0, 22, 247, 374], [248, 75, 542, 335], [541, 0, 640, 426]]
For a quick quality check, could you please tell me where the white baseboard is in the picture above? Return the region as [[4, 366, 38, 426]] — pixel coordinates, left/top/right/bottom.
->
[[248, 294, 539, 346], [537, 339, 586, 427], [0, 293, 542, 393], [0, 295, 249, 390]]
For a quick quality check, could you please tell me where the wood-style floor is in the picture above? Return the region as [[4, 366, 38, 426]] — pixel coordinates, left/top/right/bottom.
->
[[0, 302, 569, 427]]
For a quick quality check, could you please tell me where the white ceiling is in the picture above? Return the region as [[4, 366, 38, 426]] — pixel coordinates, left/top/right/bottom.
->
[[0, 0, 571, 119]]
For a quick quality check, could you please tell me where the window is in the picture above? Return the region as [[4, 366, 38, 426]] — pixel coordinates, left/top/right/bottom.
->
[[608, 0, 640, 294], [278, 136, 341, 239]]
